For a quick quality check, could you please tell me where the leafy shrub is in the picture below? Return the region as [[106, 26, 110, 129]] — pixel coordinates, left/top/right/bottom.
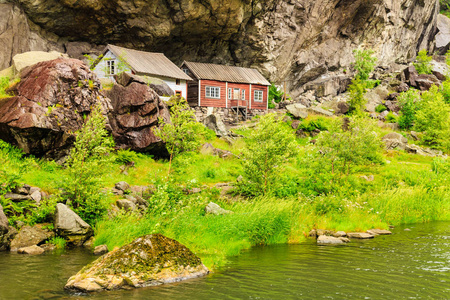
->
[[298, 116, 330, 132], [413, 49, 432, 75], [415, 86, 450, 147], [398, 89, 420, 129], [385, 112, 398, 123], [441, 79, 450, 104], [353, 49, 377, 82], [115, 149, 139, 165], [47, 237, 66, 249], [238, 114, 298, 196], [153, 98, 206, 175], [315, 117, 384, 176], [268, 83, 284, 105], [347, 78, 367, 115], [375, 104, 387, 113], [60, 104, 114, 224]]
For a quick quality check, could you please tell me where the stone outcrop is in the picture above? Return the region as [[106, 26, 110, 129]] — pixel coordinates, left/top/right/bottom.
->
[[114, 73, 174, 97], [10, 225, 53, 251], [0, 3, 64, 70], [382, 132, 408, 150], [436, 14, 450, 54], [0, 0, 440, 97], [65, 234, 209, 292], [0, 58, 110, 158], [106, 80, 170, 155], [205, 202, 232, 215], [54, 203, 93, 246], [203, 114, 229, 137]]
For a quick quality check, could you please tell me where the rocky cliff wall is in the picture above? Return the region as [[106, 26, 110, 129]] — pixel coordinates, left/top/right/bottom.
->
[[0, 0, 440, 97]]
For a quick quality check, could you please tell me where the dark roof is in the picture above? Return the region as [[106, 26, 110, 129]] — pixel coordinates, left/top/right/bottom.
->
[[103, 44, 192, 81], [182, 61, 270, 86]]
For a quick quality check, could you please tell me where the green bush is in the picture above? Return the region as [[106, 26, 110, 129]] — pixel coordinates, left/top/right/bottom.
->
[[347, 78, 367, 115], [239, 114, 298, 196], [413, 50, 433, 75], [115, 149, 139, 165], [353, 49, 377, 82], [415, 86, 450, 147], [375, 104, 387, 113], [385, 112, 398, 123], [298, 117, 330, 132], [60, 104, 114, 224], [398, 89, 420, 130]]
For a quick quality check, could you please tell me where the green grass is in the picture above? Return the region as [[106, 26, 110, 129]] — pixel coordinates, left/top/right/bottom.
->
[[1, 114, 450, 271]]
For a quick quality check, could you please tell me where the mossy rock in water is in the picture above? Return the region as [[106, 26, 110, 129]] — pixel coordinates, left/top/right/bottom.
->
[[64, 234, 209, 292]]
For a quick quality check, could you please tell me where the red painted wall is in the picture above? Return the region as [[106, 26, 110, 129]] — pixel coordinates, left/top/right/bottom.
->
[[198, 80, 267, 110], [199, 80, 227, 108], [250, 84, 268, 110]]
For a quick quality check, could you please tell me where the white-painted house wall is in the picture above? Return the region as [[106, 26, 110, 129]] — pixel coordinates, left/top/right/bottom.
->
[[93, 51, 131, 80], [94, 50, 188, 98]]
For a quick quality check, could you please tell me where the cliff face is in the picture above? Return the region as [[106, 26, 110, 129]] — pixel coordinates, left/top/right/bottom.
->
[[0, 0, 440, 96]]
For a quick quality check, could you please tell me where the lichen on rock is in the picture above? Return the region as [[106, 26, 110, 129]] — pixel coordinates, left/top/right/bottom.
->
[[64, 234, 209, 292]]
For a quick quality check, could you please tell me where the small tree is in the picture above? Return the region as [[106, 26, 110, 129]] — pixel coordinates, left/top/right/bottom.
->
[[61, 103, 114, 224], [353, 49, 377, 82], [398, 89, 420, 129], [240, 114, 298, 195], [415, 86, 450, 147], [347, 78, 367, 116], [152, 98, 205, 176], [414, 50, 433, 75], [315, 117, 384, 176]]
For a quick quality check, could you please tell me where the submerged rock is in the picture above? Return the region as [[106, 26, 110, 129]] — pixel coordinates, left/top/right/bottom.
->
[[65, 234, 209, 292], [17, 245, 45, 255], [317, 235, 349, 245], [367, 229, 392, 236], [347, 232, 374, 239]]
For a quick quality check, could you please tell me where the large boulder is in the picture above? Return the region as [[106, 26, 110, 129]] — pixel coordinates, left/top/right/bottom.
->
[[436, 14, 450, 55], [65, 234, 209, 292], [203, 114, 228, 137], [0, 204, 10, 251], [286, 103, 308, 119], [106, 81, 170, 155], [0, 58, 111, 158], [10, 225, 53, 251], [382, 132, 408, 150], [54, 203, 93, 246]]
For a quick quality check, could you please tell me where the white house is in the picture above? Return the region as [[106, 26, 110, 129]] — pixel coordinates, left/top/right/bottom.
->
[[93, 44, 192, 98]]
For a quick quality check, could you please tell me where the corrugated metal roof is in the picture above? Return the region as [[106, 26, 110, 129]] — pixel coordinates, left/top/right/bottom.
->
[[105, 44, 192, 81], [183, 61, 270, 86]]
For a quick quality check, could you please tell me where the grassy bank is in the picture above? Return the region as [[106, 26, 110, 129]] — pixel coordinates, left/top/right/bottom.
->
[[1, 114, 450, 270]]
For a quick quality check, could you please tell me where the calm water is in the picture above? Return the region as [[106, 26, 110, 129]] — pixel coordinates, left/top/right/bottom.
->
[[0, 222, 448, 300]]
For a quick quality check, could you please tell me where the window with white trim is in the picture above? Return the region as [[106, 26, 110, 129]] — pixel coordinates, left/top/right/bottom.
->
[[206, 86, 220, 99], [228, 88, 232, 100], [241, 89, 245, 100], [254, 90, 263, 102], [106, 60, 115, 75]]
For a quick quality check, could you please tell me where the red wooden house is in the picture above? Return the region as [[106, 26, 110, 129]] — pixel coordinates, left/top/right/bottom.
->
[[180, 62, 270, 117]]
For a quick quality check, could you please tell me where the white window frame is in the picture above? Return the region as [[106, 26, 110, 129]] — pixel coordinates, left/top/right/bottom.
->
[[206, 86, 220, 99], [106, 59, 115, 76], [254, 90, 263, 102], [241, 89, 245, 100], [228, 88, 232, 100]]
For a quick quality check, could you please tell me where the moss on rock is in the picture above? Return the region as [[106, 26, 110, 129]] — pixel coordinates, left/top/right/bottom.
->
[[65, 234, 209, 292]]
